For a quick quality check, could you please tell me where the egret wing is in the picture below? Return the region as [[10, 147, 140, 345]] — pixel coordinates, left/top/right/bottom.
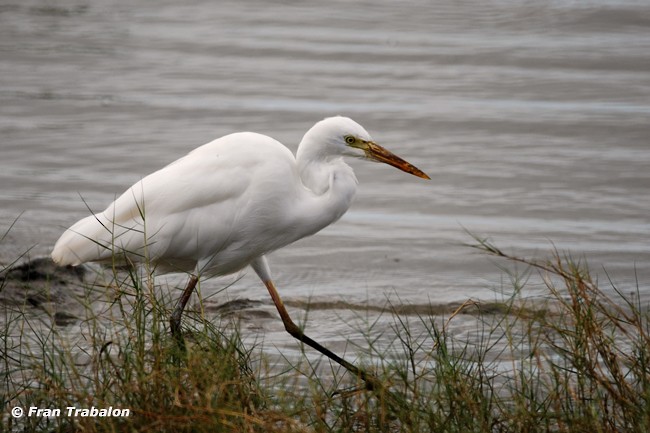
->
[[51, 132, 293, 271]]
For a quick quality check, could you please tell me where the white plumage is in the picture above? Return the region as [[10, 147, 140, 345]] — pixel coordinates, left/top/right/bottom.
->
[[53, 116, 427, 278], [51, 116, 428, 388]]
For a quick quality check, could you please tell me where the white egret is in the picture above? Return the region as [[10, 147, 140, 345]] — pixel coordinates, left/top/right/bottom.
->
[[51, 116, 429, 389]]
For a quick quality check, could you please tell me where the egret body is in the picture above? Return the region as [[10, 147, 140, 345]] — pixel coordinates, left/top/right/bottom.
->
[[52, 116, 429, 389]]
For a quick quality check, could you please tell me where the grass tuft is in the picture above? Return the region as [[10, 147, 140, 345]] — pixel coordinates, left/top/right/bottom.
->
[[1, 229, 649, 432]]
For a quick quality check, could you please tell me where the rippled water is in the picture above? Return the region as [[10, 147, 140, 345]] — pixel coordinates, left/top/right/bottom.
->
[[2, 0, 649, 358]]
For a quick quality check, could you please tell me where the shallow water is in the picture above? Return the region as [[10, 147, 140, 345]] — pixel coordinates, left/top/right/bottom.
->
[[1, 0, 649, 357]]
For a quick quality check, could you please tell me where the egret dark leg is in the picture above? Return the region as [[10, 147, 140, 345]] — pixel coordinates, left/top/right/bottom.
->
[[263, 279, 381, 391], [170, 275, 199, 349]]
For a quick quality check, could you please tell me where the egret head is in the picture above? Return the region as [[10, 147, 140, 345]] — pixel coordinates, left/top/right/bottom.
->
[[303, 116, 430, 179]]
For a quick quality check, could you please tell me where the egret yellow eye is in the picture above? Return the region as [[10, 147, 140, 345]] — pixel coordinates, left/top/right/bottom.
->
[[344, 136, 355, 145]]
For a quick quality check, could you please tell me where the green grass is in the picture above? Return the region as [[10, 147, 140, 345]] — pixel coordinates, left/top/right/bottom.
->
[[1, 235, 649, 432]]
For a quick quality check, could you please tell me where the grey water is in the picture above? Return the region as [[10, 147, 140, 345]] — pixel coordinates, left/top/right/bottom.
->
[[1, 0, 650, 362]]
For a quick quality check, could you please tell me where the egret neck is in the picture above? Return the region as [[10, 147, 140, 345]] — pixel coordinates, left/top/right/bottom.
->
[[294, 138, 358, 238]]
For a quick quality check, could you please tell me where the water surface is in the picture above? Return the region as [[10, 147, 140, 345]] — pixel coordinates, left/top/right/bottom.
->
[[1, 0, 649, 359]]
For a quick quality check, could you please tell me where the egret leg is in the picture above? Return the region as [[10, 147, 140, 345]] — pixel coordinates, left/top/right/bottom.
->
[[263, 279, 381, 391], [170, 275, 199, 349]]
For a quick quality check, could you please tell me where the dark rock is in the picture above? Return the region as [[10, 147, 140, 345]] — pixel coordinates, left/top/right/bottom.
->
[[1, 257, 85, 284], [0, 257, 95, 327]]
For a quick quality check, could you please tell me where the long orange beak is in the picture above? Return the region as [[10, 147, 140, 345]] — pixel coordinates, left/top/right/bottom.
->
[[365, 141, 430, 180]]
